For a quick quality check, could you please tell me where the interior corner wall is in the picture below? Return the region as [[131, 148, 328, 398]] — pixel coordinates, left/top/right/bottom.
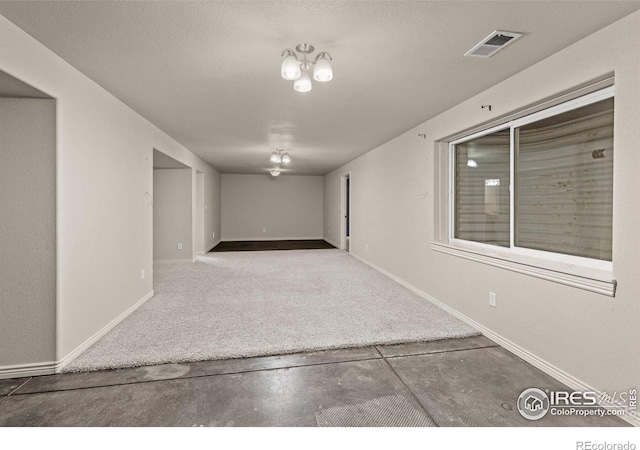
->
[[0, 14, 221, 365], [195, 172, 205, 254], [0, 98, 56, 367], [324, 10, 640, 396], [205, 169, 222, 250], [153, 169, 193, 261], [221, 174, 324, 241], [323, 170, 343, 248]]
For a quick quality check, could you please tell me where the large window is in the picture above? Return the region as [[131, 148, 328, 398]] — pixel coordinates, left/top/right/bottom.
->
[[454, 129, 510, 247], [450, 88, 614, 264]]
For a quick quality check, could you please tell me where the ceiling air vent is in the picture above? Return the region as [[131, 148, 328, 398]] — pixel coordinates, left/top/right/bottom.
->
[[465, 30, 522, 58]]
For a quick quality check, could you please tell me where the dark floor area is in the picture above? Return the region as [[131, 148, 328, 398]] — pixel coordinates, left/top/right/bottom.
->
[[211, 239, 336, 252], [0, 336, 628, 427]]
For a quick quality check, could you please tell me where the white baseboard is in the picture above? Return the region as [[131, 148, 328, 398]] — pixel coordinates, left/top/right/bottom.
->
[[197, 240, 221, 255], [205, 239, 221, 252], [153, 259, 193, 263], [55, 290, 155, 373], [221, 237, 324, 242], [0, 360, 57, 380], [0, 290, 155, 380], [324, 237, 340, 248], [350, 252, 639, 427]]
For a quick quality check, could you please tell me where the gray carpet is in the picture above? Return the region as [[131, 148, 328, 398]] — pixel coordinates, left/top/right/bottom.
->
[[64, 250, 479, 372]]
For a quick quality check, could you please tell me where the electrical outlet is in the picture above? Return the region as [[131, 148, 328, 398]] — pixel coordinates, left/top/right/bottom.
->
[[489, 292, 497, 308], [177, 243, 183, 250], [262, 227, 266, 233], [141, 269, 145, 280], [365, 244, 369, 251], [212, 232, 215, 240]]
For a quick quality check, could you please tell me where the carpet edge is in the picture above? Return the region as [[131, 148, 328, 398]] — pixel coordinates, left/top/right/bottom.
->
[[57, 290, 155, 373]]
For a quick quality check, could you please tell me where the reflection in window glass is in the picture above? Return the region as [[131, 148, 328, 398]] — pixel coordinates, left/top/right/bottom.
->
[[515, 98, 614, 260], [454, 130, 510, 247]]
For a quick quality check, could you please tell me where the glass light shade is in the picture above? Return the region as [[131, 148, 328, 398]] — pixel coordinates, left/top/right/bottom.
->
[[281, 55, 301, 81], [313, 56, 333, 82], [293, 71, 312, 92], [282, 153, 291, 164], [270, 152, 282, 163], [269, 169, 281, 177]]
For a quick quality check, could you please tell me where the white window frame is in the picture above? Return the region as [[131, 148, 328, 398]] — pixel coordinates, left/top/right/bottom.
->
[[439, 86, 615, 295]]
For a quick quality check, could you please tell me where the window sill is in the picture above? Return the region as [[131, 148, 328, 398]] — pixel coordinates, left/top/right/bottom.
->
[[430, 241, 616, 297]]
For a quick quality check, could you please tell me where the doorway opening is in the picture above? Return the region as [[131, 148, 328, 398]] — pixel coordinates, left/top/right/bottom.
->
[[0, 70, 56, 376], [341, 173, 351, 252], [152, 149, 193, 263]]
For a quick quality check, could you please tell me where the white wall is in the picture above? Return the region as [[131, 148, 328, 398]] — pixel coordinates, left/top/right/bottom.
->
[[0, 98, 56, 367], [325, 11, 640, 398], [195, 172, 205, 254], [222, 174, 323, 241], [153, 169, 192, 261], [0, 14, 221, 369], [205, 170, 222, 250]]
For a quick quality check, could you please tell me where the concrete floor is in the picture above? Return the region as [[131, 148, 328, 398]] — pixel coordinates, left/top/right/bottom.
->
[[0, 336, 628, 427]]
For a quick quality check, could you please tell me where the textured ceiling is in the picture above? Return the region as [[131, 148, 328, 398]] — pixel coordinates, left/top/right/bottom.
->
[[0, 1, 638, 175]]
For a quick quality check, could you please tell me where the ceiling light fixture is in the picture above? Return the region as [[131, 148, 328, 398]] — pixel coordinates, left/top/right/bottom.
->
[[281, 44, 333, 92], [269, 169, 281, 177], [270, 149, 291, 164]]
